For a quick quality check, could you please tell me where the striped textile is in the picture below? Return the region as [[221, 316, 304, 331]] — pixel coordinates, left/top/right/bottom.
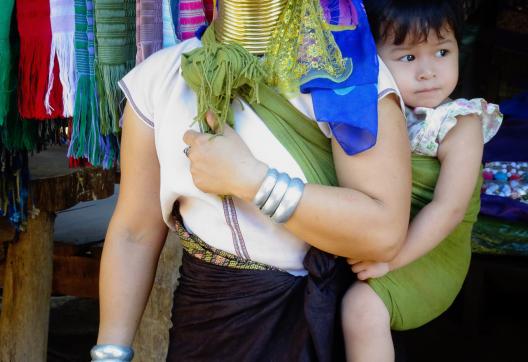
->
[[94, 0, 136, 135], [136, 0, 163, 63], [177, 0, 207, 40]]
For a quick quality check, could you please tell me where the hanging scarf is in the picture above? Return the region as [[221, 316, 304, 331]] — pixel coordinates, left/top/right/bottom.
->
[[94, 0, 136, 135], [0, 0, 14, 126], [177, 0, 207, 40], [162, 0, 179, 48], [136, 0, 163, 63], [46, 0, 77, 118], [16, 0, 64, 120], [69, 0, 117, 168]]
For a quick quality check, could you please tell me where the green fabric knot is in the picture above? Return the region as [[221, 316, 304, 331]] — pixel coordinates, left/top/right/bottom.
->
[[181, 24, 267, 134]]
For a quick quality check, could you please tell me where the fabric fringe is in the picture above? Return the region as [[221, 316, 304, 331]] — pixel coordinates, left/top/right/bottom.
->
[[96, 61, 135, 135], [46, 33, 77, 117]]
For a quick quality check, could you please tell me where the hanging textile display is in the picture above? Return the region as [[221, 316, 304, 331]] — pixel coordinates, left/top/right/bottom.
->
[[46, 0, 77, 118], [69, 0, 118, 168], [94, 0, 136, 135], [177, 0, 208, 40], [136, 0, 164, 63], [16, 0, 64, 120], [203, 0, 215, 23], [162, 0, 179, 48]]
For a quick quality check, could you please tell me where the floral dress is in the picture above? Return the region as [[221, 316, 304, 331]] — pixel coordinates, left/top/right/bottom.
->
[[406, 98, 503, 156]]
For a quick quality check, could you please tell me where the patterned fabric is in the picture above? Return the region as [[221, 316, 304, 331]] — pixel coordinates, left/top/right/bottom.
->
[[136, 0, 163, 63], [263, 0, 349, 98], [47, 0, 77, 118], [299, 0, 379, 156], [406, 98, 504, 157], [177, 0, 207, 40], [173, 216, 280, 271]]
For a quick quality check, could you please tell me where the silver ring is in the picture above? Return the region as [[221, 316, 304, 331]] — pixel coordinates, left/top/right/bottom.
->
[[183, 146, 191, 158]]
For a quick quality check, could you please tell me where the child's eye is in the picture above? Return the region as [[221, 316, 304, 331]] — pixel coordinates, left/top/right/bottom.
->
[[436, 49, 449, 57], [399, 54, 415, 62]]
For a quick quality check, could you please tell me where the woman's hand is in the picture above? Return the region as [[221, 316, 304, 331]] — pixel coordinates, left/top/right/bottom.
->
[[348, 259, 391, 280], [182, 112, 268, 200]]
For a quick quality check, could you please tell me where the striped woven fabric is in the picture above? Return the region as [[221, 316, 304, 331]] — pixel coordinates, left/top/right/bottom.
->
[[136, 0, 163, 63], [94, 0, 136, 135], [0, 0, 14, 126], [46, 0, 77, 118], [17, 0, 64, 120], [177, 0, 207, 40], [69, 0, 117, 168]]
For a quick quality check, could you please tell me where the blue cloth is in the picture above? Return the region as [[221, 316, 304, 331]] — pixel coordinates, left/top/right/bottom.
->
[[302, 0, 379, 155]]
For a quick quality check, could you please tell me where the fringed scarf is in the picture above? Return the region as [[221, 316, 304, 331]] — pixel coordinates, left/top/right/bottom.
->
[[162, 0, 179, 48], [16, 0, 64, 120], [177, 0, 207, 40], [94, 0, 136, 135], [69, 0, 117, 168], [136, 0, 164, 63], [46, 0, 77, 118]]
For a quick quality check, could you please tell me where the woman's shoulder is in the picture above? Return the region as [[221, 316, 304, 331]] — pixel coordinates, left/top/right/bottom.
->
[[118, 38, 202, 128], [377, 57, 405, 113]]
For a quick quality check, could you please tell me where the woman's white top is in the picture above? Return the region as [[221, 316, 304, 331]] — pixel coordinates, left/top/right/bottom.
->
[[119, 38, 404, 275]]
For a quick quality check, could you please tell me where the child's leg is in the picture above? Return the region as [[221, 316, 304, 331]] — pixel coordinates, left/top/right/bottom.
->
[[341, 281, 394, 362]]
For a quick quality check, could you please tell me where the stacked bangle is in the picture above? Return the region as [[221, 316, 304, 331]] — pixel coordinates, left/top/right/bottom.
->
[[252, 167, 305, 223], [90, 344, 134, 361]]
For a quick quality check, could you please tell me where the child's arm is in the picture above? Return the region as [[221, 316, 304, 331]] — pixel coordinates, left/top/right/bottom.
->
[[350, 114, 483, 280]]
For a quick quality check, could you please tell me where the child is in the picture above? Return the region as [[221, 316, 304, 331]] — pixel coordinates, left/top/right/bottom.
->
[[342, 1, 503, 361]]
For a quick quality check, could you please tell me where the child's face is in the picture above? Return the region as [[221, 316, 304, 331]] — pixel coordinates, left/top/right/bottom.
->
[[377, 26, 459, 108]]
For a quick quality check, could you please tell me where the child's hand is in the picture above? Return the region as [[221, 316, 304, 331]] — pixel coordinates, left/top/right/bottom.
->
[[347, 259, 391, 280]]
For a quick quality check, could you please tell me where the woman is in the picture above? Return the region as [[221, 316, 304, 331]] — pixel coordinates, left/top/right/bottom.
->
[[92, 0, 411, 361]]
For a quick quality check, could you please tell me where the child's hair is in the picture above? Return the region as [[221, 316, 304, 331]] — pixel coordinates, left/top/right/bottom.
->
[[363, 0, 464, 45]]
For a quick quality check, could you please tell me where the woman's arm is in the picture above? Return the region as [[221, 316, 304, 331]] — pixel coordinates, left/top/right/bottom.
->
[[97, 103, 168, 345], [351, 114, 483, 279], [183, 95, 411, 261]]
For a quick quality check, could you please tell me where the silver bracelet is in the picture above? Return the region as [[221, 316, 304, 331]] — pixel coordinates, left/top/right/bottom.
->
[[252, 168, 279, 208], [260, 172, 291, 216], [90, 344, 134, 361], [271, 177, 305, 223]]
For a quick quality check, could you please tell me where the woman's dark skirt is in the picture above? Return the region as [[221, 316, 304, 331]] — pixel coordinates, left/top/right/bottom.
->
[[167, 248, 353, 362]]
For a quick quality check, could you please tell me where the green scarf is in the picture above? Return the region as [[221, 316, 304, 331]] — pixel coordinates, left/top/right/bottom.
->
[[0, 0, 14, 126], [181, 24, 337, 186], [94, 0, 136, 135]]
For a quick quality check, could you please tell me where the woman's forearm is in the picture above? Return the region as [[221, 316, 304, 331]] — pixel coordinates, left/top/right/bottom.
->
[[283, 183, 406, 261], [97, 223, 167, 346]]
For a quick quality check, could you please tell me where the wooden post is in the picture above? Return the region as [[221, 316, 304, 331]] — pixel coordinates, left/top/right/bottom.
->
[[0, 145, 115, 361], [0, 210, 54, 362]]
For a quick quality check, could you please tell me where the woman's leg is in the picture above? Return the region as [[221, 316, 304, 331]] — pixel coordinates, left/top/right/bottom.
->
[[341, 281, 394, 362]]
